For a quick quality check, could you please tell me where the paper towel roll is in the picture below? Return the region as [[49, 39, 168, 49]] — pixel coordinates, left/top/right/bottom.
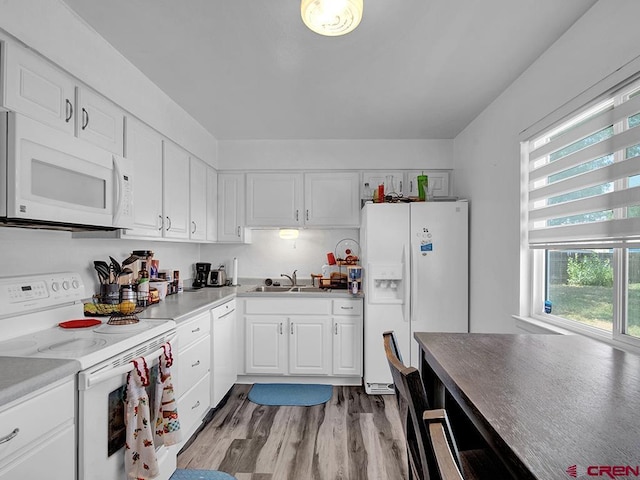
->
[[232, 257, 238, 286]]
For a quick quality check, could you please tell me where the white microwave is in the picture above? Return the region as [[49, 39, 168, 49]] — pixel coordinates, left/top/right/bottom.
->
[[0, 113, 133, 229]]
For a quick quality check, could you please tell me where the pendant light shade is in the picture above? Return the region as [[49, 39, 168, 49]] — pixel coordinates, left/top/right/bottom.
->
[[301, 0, 363, 37]]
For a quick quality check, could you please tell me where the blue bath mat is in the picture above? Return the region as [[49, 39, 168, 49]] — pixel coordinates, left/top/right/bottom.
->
[[248, 383, 333, 406], [170, 469, 236, 480]]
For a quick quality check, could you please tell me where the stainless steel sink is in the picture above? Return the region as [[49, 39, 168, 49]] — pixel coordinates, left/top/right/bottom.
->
[[251, 285, 329, 293]]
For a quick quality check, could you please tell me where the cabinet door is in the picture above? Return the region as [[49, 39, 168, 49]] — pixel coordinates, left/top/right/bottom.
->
[[3, 42, 75, 135], [190, 157, 208, 241], [217, 173, 246, 242], [289, 316, 331, 375], [206, 167, 218, 242], [76, 87, 124, 155], [362, 171, 405, 197], [406, 170, 451, 198], [123, 116, 163, 236], [333, 317, 362, 376], [163, 141, 190, 239], [304, 172, 360, 227], [245, 316, 287, 374], [211, 301, 237, 407], [246, 172, 303, 227]]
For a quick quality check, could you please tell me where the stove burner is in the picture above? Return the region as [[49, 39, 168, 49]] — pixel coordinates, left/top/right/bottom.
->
[[37, 338, 108, 353]]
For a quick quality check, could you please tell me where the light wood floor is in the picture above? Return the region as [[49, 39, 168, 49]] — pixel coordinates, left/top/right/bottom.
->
[[177, 384, 409, 480]]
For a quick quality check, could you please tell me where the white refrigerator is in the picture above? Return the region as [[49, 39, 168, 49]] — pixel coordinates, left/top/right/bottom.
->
[[360, 201, 469, 395]]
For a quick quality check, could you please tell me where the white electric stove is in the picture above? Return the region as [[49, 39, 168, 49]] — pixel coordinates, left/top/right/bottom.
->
[[0, 272, 179, 480]]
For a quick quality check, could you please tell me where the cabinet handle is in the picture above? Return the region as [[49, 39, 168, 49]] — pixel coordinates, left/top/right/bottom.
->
[[192, 327, 201, 333], [341, 306, 354, 310], [410, 180, 413, 192], [192, 360, 200, 367], [0, 428, 19, 445], [192, 221, 197, 234], [192, 400, 200, 410], [399, 180, 403, 193], [65, 99, 73, 123], [279, 322, 283, 335], [335, 323, 338, 335], [290, 322, 294, 335], [295, 209, 299, 221], [306, 209, 309, 221], [166, 216, 172, 231], [237, 226, 241, 237], [82, 107, 89, 130], [158, 215, 164, 230]]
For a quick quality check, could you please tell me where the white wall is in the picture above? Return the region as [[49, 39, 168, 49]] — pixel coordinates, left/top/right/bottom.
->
[[0, 0, 218, 166], [201, 229, 360, 283], [453, 0, 640, 332], [0, 229, 200, 298], [218, 139, 453, 170]]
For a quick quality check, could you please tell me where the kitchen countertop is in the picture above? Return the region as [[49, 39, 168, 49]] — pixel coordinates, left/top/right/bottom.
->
[[0, 357, 80, 408]]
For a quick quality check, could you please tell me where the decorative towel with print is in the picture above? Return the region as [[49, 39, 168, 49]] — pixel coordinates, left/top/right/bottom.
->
[[125, 357, 159, 480], [155, 342, 181, 446]]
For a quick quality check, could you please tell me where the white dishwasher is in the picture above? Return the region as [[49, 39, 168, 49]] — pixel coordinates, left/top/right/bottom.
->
[[211, 299, 237, 407]]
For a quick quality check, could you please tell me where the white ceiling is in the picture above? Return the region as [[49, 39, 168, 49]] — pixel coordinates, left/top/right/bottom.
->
[[61, 0, 597, 141]]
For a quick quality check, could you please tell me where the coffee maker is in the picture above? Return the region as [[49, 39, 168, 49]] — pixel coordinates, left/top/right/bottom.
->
[[193, 262, 211, 288]]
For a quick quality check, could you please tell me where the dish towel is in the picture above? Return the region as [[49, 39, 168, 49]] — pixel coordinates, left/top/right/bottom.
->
[[125, 357, 160, 479], [155, 342, 181, 447]]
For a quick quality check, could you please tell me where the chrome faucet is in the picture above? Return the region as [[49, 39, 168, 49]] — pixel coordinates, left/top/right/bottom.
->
[[281, 269, 298, 286]]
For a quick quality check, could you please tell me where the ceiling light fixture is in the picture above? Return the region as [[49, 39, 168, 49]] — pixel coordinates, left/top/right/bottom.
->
[[279, 228, 300, 240], [301, 0, 363, 37]]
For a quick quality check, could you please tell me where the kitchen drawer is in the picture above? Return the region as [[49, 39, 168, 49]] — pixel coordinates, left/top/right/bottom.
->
[[177, 373, 210, 443], [332, 299, 362, 316], [177, 335, 211, 396], [178, 311, 211, 350], [245, 298, 331, 315], [0, 379, 74, 465], [0, 424, 75, 479]]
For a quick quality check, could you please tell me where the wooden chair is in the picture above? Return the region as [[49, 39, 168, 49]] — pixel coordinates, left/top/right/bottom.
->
[[382, 331, 510, 480]]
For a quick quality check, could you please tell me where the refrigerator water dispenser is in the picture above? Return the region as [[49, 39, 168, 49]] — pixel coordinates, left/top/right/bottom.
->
[[367, 263, 404, 304]]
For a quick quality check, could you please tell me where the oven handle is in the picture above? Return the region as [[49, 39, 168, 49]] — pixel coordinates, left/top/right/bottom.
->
[[79, 333, 177, 390]]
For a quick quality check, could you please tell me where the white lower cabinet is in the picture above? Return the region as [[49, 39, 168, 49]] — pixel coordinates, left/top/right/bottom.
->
[[211, 300, 237, 407], [175, 311, 211, 449], [241, 297, 362, 380], [0, 378, 75, 480]]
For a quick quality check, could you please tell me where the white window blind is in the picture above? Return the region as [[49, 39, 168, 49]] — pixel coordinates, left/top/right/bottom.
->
[[526, 79, 640, 248]]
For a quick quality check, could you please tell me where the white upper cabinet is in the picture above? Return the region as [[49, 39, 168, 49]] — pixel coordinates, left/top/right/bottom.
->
[[3, 42, 76, 135], [304, 172, 360, 227], [124, 116, 163, 237], [163, 140, 190, 239], [405, 170, 451, 198], [3, 42, 124, 155], [76, 87, 124, 155], [218, 173, 248, 243], [206, 167, 218, 242], [246, 172, 303, 227], [189, 157, 208, 241]]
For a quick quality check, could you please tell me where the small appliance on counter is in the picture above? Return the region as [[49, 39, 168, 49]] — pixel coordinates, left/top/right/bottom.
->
[[193, 262, 211, 288], [208, 264, 228, 287]]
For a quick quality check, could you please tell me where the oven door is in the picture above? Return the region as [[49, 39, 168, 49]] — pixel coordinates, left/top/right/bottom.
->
[[2, 113, 133, 229], [77, 339, 177, 480]]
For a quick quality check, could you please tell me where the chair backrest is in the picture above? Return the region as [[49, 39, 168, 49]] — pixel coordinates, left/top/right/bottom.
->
[[383, 331, 463, 480], [424, 410, 464, 480]]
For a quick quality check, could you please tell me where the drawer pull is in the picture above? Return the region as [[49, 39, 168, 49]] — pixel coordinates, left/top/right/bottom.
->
[[192, 400, 200, 410], [192, 327, 201, 333], [0, 428, 19, 445], [191, 360, 201, 367], [341, 306, 354, 310]]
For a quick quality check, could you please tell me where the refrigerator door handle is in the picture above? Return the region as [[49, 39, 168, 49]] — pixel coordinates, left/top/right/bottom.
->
[[404, 243, 412, 323]]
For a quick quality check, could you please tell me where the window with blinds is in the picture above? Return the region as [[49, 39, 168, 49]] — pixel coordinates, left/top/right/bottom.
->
[[526, 79, 640, 248]]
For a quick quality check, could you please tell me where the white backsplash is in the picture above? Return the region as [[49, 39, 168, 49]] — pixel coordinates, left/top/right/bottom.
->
[[0, 227, 359, 294]]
